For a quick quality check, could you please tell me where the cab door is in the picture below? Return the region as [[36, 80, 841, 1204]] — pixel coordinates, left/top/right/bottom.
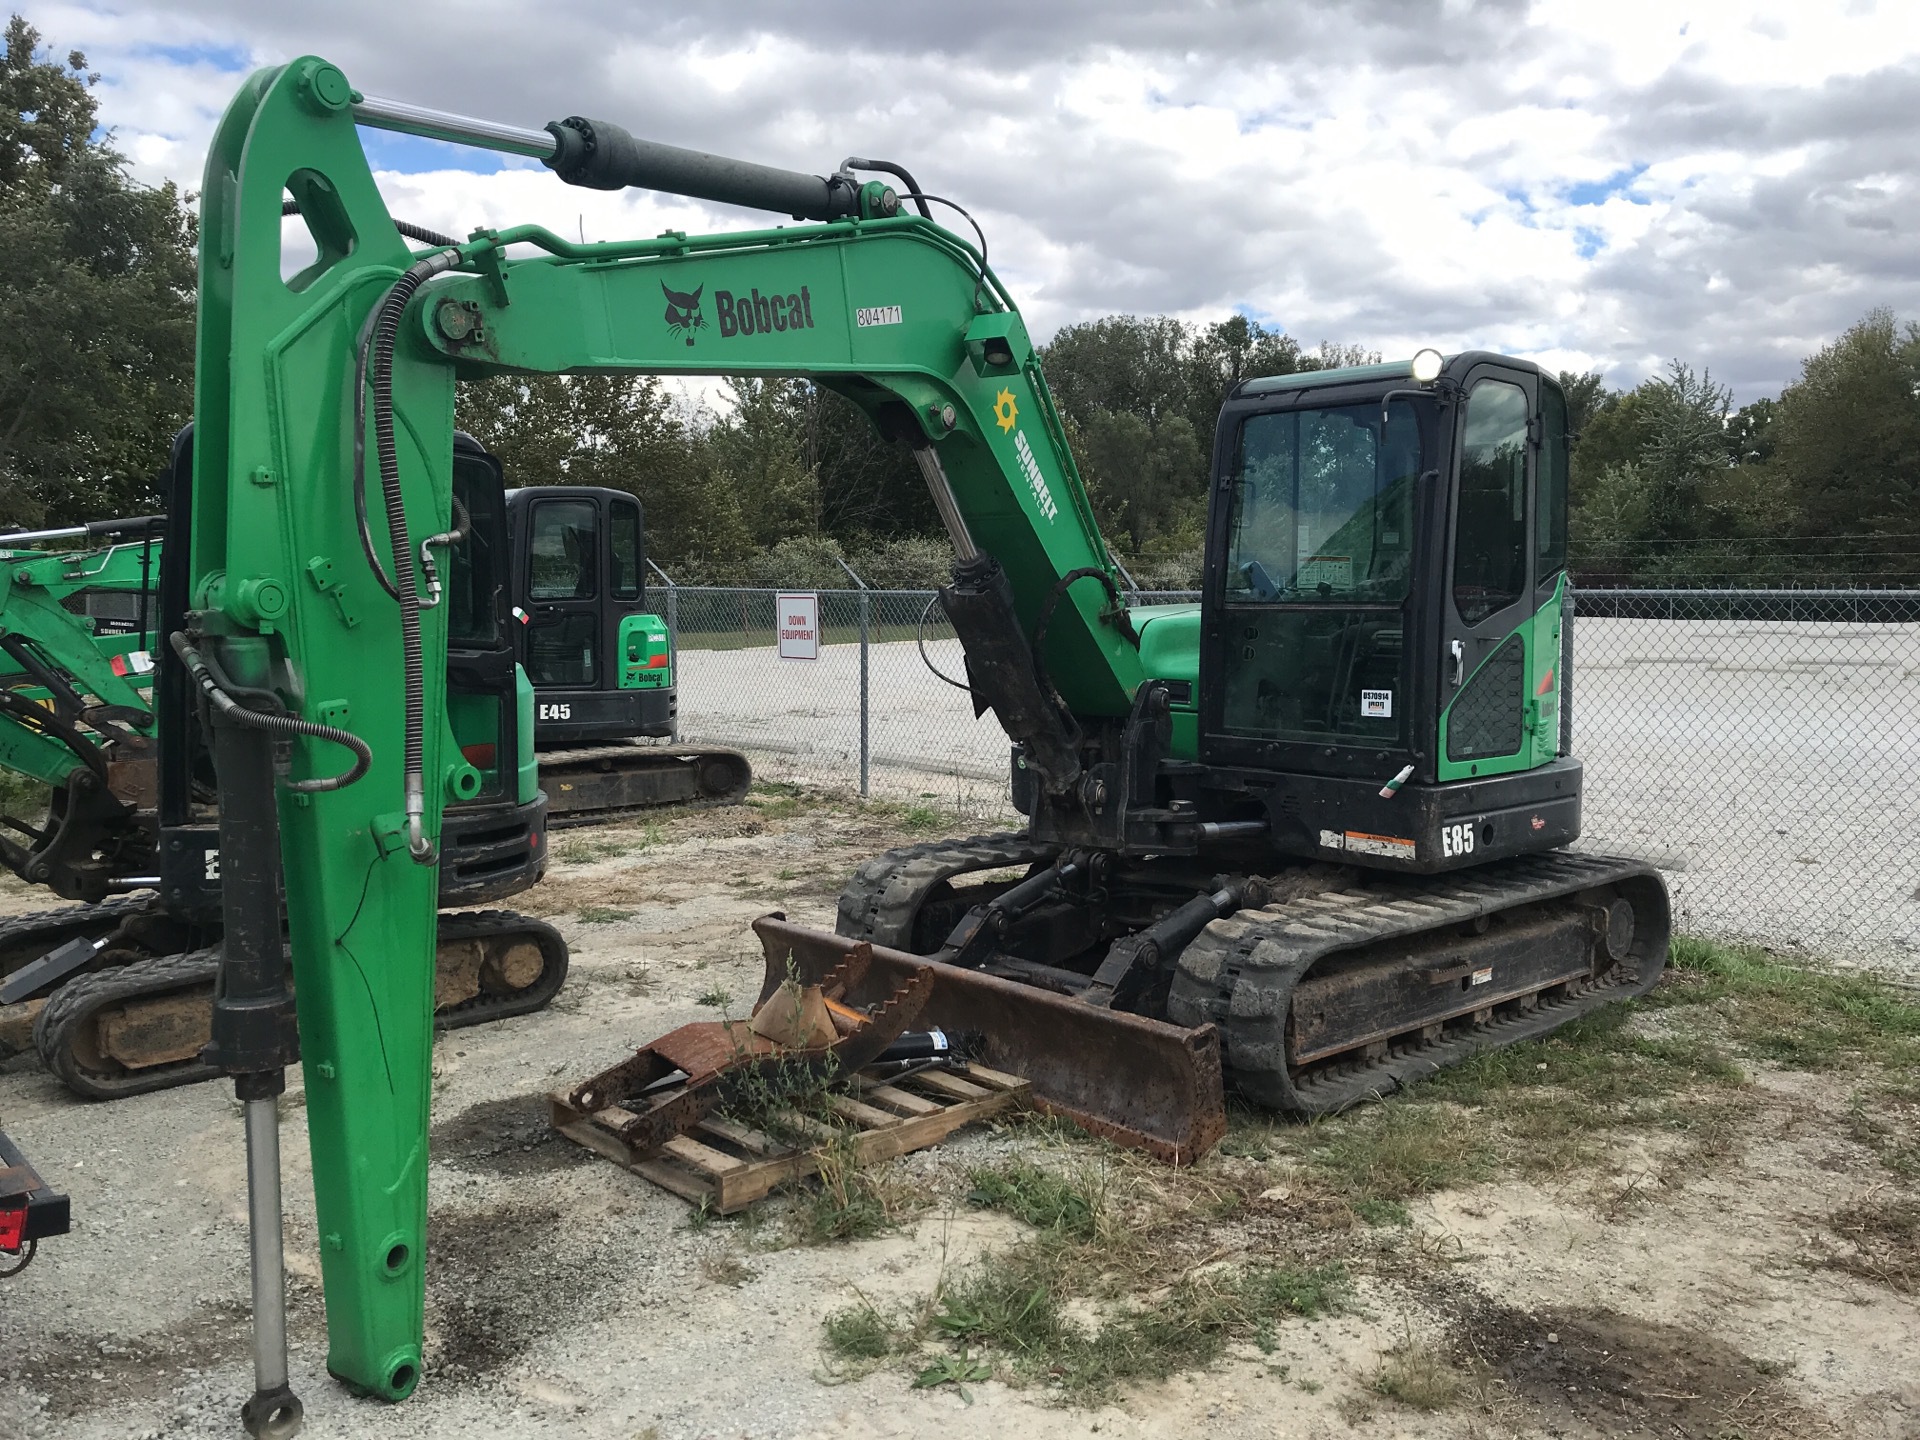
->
[[1435, 364, 1543, 783], [523, 496, 601, 695]]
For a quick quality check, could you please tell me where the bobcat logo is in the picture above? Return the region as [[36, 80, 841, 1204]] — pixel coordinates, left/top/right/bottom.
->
[[662, 282, 705, 347]]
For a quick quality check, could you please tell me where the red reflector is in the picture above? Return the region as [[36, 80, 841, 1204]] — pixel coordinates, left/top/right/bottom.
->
[[110, 654, 130, 676], [0, 1203, 25, 1251], [647, 653, 669, 668], [461, 743, 496, 768]]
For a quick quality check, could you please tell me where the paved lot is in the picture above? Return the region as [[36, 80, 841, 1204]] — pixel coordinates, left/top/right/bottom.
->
[[679, 618, 1920, 967]]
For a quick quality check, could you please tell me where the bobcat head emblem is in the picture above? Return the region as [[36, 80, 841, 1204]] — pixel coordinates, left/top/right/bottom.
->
[[662, 282, 705, 346]]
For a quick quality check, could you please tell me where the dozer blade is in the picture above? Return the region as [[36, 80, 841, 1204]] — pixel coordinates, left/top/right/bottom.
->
[[753, 915, 1226, 1165]]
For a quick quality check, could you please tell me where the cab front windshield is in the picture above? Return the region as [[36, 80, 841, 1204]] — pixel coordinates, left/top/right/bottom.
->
[[1224, 400, 1420, 603]]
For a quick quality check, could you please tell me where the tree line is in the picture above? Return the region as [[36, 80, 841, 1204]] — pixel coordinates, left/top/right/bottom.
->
[[5, 16, 1916, 589]]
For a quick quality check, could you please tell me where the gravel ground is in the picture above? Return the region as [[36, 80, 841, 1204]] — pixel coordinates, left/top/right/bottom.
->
[[3, 800, 1918, 1438], [677, 617, 1920, 969]]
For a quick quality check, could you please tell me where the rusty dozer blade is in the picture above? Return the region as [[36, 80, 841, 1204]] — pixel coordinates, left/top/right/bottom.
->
[[753, 915, 1226, 1165], [567, 943, 934, 1154]]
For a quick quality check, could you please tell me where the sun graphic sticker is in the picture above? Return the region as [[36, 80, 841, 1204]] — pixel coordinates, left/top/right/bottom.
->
[[993, 388, 1018, 432]]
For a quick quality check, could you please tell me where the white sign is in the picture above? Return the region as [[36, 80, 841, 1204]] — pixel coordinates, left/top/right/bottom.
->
[[1360, 688, 1393, 718], [855, 305, 903, 327], [777, 592, 820, 660]]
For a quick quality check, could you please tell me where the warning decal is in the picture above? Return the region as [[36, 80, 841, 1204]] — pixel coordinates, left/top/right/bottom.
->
[[1342, 831, 1417, 860]]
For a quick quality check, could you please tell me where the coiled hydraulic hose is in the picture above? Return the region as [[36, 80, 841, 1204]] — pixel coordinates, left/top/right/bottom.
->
[[353, 248, 462, 862], [169, 633, 371, 794]]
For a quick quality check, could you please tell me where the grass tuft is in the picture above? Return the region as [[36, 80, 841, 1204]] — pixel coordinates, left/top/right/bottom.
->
[[1370, 1337, 1467, 1411], [578, 906, 632, 924], [966, 1162, 1101, 1241]]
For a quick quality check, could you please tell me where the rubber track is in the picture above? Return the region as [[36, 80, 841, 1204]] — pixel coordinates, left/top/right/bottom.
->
[[433, 909, 571, 1029], [35, 946, 221, 1099], [0, 896, 154, 974], [32, 909, 570, 1099], [539, 743, 752, 828], [1166, 850, 1671, 1116], [834, 832, 1057, 949]]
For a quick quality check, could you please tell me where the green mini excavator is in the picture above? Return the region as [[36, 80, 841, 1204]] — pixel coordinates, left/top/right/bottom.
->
[[169, 56, 1665, 1436]]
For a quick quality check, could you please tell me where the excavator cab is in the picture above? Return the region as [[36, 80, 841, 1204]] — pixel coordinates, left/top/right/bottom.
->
[[1194, 351, 1577, 873], [503, 484, 673, 745]]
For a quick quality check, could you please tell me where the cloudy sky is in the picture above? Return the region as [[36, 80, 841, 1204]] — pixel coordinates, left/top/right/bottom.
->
[[29, 0, 1920, 401]]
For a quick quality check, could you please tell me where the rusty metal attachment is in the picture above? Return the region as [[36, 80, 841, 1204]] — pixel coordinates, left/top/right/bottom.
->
[[566, 943, 935, 1155], [752, 915, 1226, 1165]]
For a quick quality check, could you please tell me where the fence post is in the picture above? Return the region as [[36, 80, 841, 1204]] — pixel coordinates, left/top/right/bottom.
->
[[835, 557, 871, 798], [648, 559, 680, 743]]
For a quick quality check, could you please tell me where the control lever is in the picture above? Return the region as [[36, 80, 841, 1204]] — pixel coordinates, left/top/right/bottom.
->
[[1450, 639, 1465, 687]]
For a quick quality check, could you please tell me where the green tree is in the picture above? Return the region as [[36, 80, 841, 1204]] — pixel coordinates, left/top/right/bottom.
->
[[1077, 408, 1205, 552], [1771, 308, 1920, 579], [455, 372, 751, 578], [1181, 315, 1308, 436], [0, 17, 197, 526], [1555, 369, 1610, 443]]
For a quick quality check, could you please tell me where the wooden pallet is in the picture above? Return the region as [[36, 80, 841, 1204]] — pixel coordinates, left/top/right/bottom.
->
[[549, 1061, 1030, 1213]]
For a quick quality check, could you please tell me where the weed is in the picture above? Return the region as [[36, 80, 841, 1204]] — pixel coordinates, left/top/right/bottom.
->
[[699, 1252, 755, 1287], [823, 1299, 899, 1363], [966, 1161, 1101, 1240], [913, 1351, 992, 1400], [1665, 936, 1920, 1072], [787, 1139, 904, 1244], [694, 986, 734, 1009], [554, 836, 630, 865], [922, 1240, 1345, 1402], [1370, 1337, 1467, 1410], [750, 781, 823, 821], [1306, 1102, 1493, 1203], [1218, 1132, 1274, 1161], [902, 805, 944, 832], [578, 906, 632, 924], [1353, 1196, 1412, 1228]]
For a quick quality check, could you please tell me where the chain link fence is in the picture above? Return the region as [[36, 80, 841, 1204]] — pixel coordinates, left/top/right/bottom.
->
[[662, 583, 1920, 967]]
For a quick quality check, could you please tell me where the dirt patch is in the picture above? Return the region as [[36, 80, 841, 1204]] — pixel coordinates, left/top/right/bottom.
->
[[426, 1201, 620, 1382], [11, 1286, 320, 1422], [431, 1094, 592, 1177], [1457, 1301, 1826, 1438]]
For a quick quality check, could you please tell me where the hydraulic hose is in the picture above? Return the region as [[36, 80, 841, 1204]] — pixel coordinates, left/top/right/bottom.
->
[[280, 198, 458, 250], [350, 249, 462, 861], [415, 495, 470, 611], [169, 633, 371, 793]]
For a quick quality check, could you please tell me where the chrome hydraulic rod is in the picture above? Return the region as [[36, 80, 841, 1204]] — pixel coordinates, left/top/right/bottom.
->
[[351, 94, 556, 159], [242, 1095, 301, 1439]]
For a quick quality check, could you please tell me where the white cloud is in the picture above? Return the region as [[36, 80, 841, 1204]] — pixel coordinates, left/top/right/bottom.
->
[[22, 0, 1920, 400]]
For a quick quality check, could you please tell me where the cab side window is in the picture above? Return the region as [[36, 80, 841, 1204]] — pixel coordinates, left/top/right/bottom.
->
[[1452, 380, 1529, 624]]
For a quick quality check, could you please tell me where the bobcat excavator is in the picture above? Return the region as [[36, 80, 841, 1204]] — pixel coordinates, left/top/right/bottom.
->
[[0, 447, 571, 1099], [162, 57, 1664, 1436], [0, 467, 748, 1098]]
